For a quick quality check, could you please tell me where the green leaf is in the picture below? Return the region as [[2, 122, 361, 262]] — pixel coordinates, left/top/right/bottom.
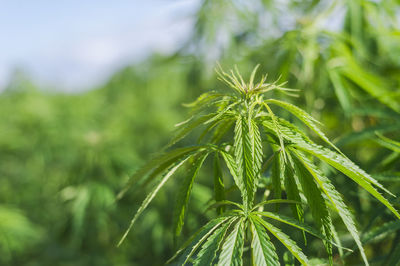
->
[[261, 115, 312, 146], [217, 218, 245, 266], [265, 98, 340, 153], [336, 123, 400, 146], [168, 114, 215, 147], [333, 43, 400, 113], [198, 114, 235, 144], [193, 218, 235, 266], [283, 162, 304, 232], [249, 118, 263, 178], [292, 151, 369, 265], [252, 199, 301, 211], [297, 141, 398, 214], [274, 121, 399, 219], [253, 215, 309, 265], [255, 211, 348, 251], [173, 152, 209, 238], [220, 150, 244, 196], [271, 150, 284, 210], [205, 200, 244, 212], [250, 216, 279, 266], [331, 224, 345, 259], [234, 115, 262, 208], [183, 91, 226, 112], [291, 151, 334, 262], [204, 102, 239, 125], [234, 115, 250, 205], [375, 133, 400, 153], [249, 64, 260, 90], [168, 216, 232, 264], [118, 157, 190, 247], [182, 216, 232, 265], [214, 153, 225, 214], [362, 220, 400, 245], [263, 102, 286, 156], [328, 69, 352, 113], [117, 146, 205, 200], [215, 65, 243, 94], [211, 118, 235, 144]]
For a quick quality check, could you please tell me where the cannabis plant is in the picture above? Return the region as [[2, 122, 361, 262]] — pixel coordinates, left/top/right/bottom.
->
[[117, 65, 399, 265]]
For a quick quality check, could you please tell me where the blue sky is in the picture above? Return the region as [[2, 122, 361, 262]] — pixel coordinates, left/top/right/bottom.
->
[[0, 1, 199, 91]]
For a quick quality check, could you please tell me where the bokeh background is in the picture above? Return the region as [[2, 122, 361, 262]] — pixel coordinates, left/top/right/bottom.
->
[[1, 0, 400, 265]]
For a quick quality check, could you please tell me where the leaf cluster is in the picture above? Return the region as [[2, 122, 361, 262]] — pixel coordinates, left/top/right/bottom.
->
[[118, 65, 399, 265]]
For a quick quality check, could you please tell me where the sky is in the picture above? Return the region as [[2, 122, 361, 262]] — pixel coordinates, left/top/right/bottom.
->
[[0, 1, 199, 92]]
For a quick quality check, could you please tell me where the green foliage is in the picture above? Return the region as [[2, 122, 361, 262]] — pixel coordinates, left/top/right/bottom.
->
[[119, 65, 399, 265], [0, 206, 43, 263], [2, 1, 400, 265]]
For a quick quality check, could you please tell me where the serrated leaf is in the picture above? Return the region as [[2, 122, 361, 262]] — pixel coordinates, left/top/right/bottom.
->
[[249, 118, 263, 179], [261, 115, 312, 146], [182, 216, 231, 265], [193, 218, 235, 266], [217, 218, 245, 266], [296, 141, 398, 214], [253, 215, 309, 265], [220, 150, 244, 196], [250, 216, 279, 266], [168, 216, 231, 265], [255, 211, 347, 251], [274, 121, 399, 219], [265, 98, 340, 153], [118, 157, 190, 247], [234, 115, 262, 208], [173, 152, 209, 238], [292, 151, 369, 265], [234, 115, 250, 205], [263, 102, 286, 157], [291, 151, 333, 262], [283, 163, 304, 231]]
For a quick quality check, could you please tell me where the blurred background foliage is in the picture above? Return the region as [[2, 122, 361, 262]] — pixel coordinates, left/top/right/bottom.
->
[[1, 0, 400, 265]]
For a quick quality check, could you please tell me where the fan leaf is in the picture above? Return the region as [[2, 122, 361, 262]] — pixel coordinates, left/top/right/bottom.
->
[[118, 157, 190, 247], [292, 151, 369, 265], [291, 151, 334, 262], [250, 216, 279, 266], [217, 218, 245, 266], [173, 152, 209, 238], [253, 215, 309, 265], [193, 218, 236, 266], [265, 98, 340, 153]]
